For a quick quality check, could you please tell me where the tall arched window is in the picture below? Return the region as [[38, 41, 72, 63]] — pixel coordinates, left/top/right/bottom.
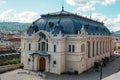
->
[[92, 42, 94, 57], [100, 41, 101, 54], [38, 41, 48, 51], [81, 44, 85, 52], [87, 42, 90, 58], [28, 43, 31, 50], [38, 32, 48, 51], [96, 41, 98, 55]]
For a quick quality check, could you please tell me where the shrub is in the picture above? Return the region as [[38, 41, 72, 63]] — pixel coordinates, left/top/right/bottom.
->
[[0, 58, 20, 66]]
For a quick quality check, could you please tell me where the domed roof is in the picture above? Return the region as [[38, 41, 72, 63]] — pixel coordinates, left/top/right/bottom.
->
[[27, 10, 111, 36]]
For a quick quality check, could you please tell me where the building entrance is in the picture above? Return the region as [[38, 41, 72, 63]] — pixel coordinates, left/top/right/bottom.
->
[[39, 57, 46, 71]]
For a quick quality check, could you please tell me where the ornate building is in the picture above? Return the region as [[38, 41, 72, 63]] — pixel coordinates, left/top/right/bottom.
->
[[21, 10, 114, 74]]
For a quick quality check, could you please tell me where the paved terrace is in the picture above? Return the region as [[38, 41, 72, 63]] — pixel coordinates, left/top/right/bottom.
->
[[0, 54, 120, 80], [0, 69, 44, 80]]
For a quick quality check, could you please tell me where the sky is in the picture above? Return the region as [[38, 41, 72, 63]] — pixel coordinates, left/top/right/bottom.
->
[[0, 0, 120, 31]]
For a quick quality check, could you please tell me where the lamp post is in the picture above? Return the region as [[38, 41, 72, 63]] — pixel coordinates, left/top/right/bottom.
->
[[100, 61, 103, 80]]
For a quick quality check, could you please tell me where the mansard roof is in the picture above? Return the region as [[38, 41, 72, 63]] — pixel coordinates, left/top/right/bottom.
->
[[27, 10, 111, 36]]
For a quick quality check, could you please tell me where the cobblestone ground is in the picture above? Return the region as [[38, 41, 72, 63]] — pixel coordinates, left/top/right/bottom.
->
[[0, 54, 120, 80], [0, 69, 44, 80]]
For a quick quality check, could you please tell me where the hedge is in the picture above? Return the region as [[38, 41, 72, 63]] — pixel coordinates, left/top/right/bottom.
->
[[0, 58, 20, 66]]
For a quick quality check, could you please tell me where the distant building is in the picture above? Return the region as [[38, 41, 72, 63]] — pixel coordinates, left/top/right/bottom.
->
[[0, 32, 5, 39], [8, 38, 21, 49], [0, 39, 10, 48], [4, 33, 21, 40], [21, 10, 114, 74], [0, 32, 21, 50]]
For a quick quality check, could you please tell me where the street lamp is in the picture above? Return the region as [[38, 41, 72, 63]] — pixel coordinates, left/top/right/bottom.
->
[[100, 61, 103, 80]]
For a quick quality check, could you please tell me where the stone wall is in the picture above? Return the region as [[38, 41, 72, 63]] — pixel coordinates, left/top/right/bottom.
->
[[0, 64, 21, 73]]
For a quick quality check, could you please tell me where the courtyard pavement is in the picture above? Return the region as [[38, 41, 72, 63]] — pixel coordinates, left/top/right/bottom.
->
[[0, 54, 120, 80], [0, 69, 44, 80]]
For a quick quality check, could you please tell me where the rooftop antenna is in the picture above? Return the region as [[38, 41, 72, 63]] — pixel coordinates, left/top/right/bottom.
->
[[62, 0, 64, 11]]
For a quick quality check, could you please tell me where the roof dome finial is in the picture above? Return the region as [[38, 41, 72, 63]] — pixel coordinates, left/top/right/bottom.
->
[[62, 6, 64, 11]]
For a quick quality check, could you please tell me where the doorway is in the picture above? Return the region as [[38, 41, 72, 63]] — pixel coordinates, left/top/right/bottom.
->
[[39, 57, 46, 71]]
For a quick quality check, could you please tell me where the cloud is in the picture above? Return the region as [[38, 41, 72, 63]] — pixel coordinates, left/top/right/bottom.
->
[[105, 14, 120, 31], [91, 13, 107, 22], [66, 0, 116, 6], [0, 9, 38, 23], [90, 13, 120, 31], [100, 0, 116, 6], [0, 0, 6, 6], [66, 0, 87, 6], [66, 0, 116, 13], [74, 4, 95, 13]]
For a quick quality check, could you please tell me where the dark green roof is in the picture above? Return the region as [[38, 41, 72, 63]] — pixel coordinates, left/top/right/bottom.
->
[[30, 51, 50, 56]]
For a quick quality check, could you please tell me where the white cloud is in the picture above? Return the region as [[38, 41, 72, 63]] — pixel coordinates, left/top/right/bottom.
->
[[0, 0, 6, 6], [66, 0, 87, 6], [90, 13, 120, 31], [74, 4, 95, 12], [0, 9, 38, 23], [101, 0, 116, 6], [66, 0, 116, 6], [90, 0, 116, 6], [91, 13, 107, 22], [106, 14, 120, 31], [66, 0, 116, 13]]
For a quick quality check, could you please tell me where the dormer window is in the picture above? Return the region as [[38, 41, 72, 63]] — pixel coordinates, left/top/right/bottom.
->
[[85, 26, 88, 29], [49, 22, 54, 28], [96, 27, 98, 30], [85, 24, 89, 29], [103, 28, 106, 31]]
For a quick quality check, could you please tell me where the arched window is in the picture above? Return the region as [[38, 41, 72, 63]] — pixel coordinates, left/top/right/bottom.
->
[[42, 42, 45, 51], [54, 45, 56, 52], [28, 43, 31, 50], [81, 44, 85, 52], [38, 32, 48, 51], [87, 42, 90, 58], [38, 41, 48, 51], [96, 42, 98, 55]]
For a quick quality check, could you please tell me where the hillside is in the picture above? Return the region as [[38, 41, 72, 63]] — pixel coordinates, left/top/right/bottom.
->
[[114, 30, 120, 37], [0, 22, 30, 33]]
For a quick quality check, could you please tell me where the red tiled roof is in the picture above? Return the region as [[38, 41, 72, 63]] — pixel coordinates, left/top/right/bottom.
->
[[8, 38, 21, 41]]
